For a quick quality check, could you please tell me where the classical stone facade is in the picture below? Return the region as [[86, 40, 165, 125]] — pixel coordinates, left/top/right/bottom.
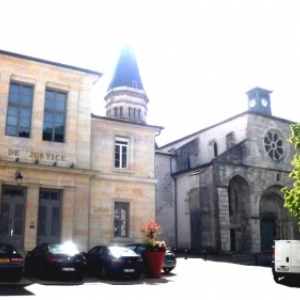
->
[[0, 48, 162, 252], [156, 87, 300, 253]]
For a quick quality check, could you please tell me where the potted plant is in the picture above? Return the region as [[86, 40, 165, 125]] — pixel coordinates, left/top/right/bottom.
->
[[140, 221, 167, 278]]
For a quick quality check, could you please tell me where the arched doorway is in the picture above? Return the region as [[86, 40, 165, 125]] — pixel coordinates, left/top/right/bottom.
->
[[228, 175, 250, 252], [259, 186, 299, 251]]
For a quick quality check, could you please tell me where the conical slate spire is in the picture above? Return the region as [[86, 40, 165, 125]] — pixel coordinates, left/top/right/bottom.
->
[[107, 45, 144, 91], [105, 45, 149, 124]]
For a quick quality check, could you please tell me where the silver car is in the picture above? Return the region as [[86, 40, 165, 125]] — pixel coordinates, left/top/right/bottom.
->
[[125, 243, 176, 273]]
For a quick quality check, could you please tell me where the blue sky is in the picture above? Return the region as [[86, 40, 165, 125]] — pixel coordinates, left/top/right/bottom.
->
[[1, 0, 300, 146]]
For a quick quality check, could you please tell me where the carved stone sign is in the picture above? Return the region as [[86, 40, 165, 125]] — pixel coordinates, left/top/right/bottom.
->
[[8, 149, 66, 162]]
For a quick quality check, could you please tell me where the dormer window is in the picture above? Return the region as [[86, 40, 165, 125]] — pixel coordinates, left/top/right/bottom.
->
[[132, 80, 137, 88]]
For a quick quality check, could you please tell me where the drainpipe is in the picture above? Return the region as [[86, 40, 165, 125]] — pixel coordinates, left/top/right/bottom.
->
[[170, 156, 178, 249]]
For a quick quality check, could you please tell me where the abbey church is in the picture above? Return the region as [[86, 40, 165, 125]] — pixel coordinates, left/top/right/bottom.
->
[[155, 87, 300, 253], [0, 45, 298, 254]]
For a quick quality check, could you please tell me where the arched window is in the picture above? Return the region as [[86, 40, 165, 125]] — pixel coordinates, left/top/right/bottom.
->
[[213, 142, 218, 157]]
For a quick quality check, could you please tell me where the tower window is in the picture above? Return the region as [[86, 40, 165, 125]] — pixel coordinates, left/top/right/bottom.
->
[[132, 81, 137, 88], [114, 107, 123, 117]]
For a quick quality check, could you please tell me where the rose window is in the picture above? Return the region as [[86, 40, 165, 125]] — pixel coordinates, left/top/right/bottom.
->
[[264, 130, 284, 161]]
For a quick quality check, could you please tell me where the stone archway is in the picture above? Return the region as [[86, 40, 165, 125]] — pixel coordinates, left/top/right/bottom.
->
[[228, 175, 250, 252], [259, 186, 299, 251]]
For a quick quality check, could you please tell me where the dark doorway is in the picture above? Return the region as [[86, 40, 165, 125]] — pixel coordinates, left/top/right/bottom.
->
[[260, 219, 275, 251], [0, 185, 26, 251], [37, 189, 62, 244], [230, 229, 236, 251]]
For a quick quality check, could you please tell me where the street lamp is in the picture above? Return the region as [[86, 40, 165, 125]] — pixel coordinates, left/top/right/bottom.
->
[[15, 171, 23, 186]]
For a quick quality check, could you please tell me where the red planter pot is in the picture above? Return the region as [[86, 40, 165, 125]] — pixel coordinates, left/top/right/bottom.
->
[[142, 251, 165, 278]]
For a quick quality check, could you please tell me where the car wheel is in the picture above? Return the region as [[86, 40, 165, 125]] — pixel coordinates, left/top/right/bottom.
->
[[163, 268, 173, 274]]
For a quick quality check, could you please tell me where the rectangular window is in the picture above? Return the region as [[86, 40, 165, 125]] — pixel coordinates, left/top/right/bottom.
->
[[114, 202, 130, 237], [42, 89, 67, 143], [115, 138, 128, 168], [6, 82, 33, 138]]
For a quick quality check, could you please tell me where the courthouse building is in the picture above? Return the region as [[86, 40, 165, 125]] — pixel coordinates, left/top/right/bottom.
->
[[0, 47, 162, 252]]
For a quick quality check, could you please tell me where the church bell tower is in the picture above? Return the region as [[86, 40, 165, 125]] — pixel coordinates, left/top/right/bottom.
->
[[246, 87, 272, 116], [104, 45, 149, 124]]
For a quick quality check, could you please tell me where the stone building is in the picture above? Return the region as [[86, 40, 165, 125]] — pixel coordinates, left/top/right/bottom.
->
[[156, 87, 300, 253], [0, 46, 162, 252]]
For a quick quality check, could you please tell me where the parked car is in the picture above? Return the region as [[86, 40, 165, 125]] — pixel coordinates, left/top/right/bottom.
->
[[0, 243, 24, 281], [125, 243, 177, 273], [85, 246, 143, 280], [24, 242, 86, 280]]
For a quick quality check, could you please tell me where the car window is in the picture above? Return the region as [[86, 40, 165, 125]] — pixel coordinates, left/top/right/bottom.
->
[[109, 247, 136, 257], [32, 244, 46, 254], [88, 247, 101, 255], [50, 243, 79, 255], [0, 244, 15, 254], [126, 245, 135, 251], [137, 245, 146, 253]]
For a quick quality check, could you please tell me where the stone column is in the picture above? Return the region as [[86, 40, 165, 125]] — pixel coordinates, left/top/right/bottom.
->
[[24, 184, 40, 251], [61, 186, 76, 242], [249, 218, 261, 252]]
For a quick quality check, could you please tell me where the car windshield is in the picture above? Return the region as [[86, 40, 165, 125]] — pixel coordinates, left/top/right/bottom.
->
[[49, 242, 79, 255], [0, 244, 16, 254], [109, 247, 136, 257]]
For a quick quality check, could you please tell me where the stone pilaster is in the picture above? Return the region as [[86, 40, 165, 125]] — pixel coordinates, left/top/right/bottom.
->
[[24, 184, 40, 251], [61, 186, 76, 242], [217, 187, 230, 251]]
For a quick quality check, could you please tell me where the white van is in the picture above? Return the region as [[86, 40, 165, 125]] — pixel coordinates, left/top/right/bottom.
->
[[272, 240, 300, 282]]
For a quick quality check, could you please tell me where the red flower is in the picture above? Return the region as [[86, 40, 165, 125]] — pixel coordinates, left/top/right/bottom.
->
[[140, 221, 167, 251]]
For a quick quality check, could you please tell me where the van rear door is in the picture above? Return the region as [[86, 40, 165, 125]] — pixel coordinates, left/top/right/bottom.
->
[[274, 240, 292, 273], [291, 240, 300, 273]]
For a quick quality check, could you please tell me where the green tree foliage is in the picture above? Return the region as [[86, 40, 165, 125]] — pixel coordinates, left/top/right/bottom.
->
[[282, 123, 300, 226]]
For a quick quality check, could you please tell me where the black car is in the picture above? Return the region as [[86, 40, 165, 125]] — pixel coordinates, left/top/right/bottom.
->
[[125, 243, 177, 273], [86, 246, 143, 280], [0, 243, 24, 281], [24, 242, 86, 280]]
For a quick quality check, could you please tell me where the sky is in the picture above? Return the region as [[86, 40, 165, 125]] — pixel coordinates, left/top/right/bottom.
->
[[1, 0, 300, 146]]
